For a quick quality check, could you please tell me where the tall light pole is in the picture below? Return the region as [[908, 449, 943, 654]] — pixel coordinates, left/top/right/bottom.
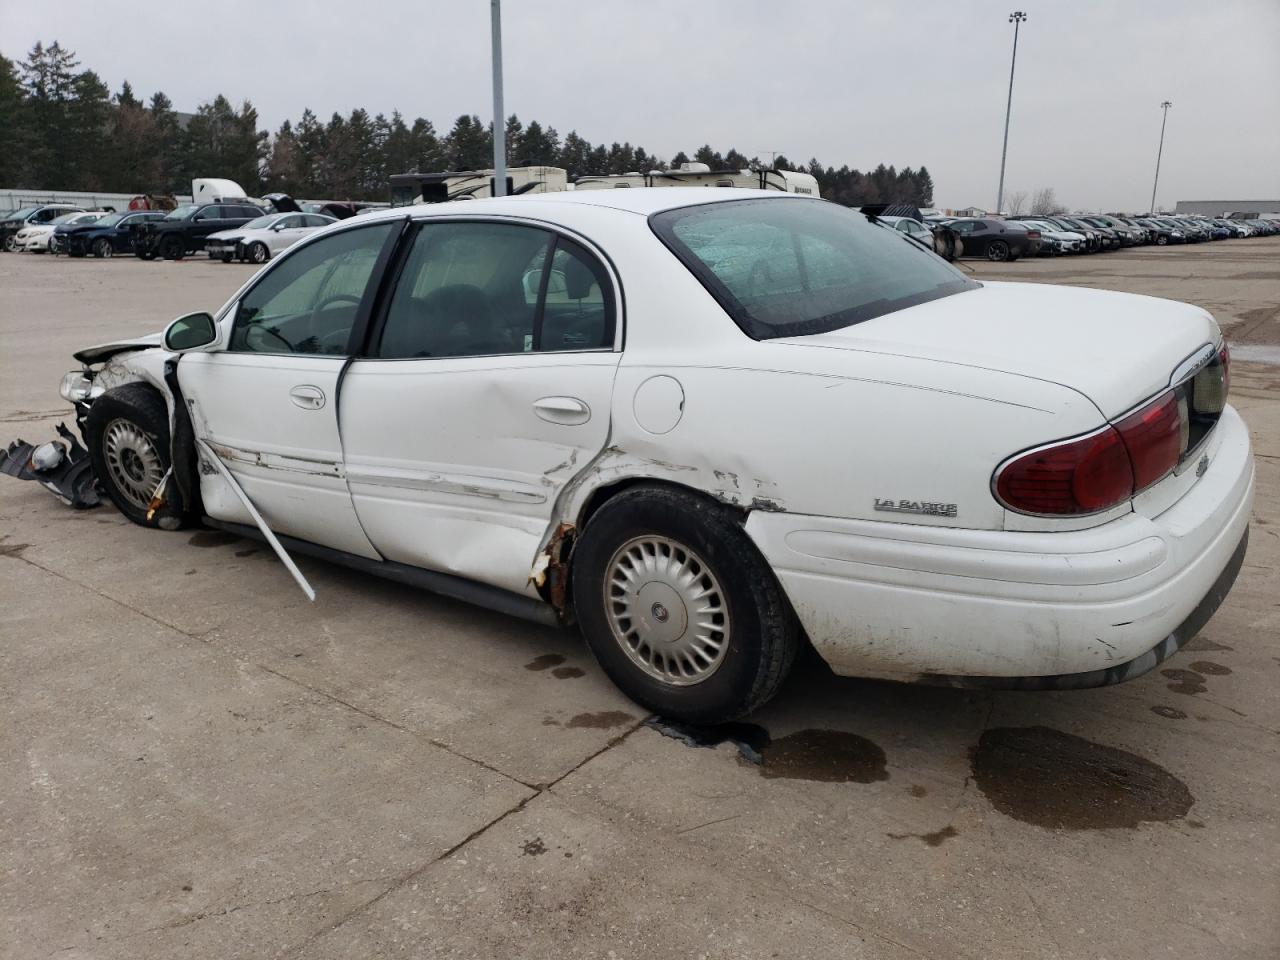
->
[[490, 0, 507, 196], [1149, 101, 1172, 214], [995, 10, 1027, 215]]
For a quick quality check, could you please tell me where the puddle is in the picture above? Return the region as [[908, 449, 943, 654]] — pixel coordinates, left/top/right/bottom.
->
[[524, 654, 565, 671], [1188, 660, 1231, 676], [645, 717, 771, 764], [759, 729, 889, 783], [565, 711, 634, 729], [1150, 705, 1188, 720], [888, 824, 958, 847], [188, 530, 240, 548], [971, 726, 1193, 829], [551, 666, 585, 679]]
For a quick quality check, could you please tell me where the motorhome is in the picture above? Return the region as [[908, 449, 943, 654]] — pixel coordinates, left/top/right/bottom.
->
[[574, 162, 821, 197], [389, 166, 569, 206]]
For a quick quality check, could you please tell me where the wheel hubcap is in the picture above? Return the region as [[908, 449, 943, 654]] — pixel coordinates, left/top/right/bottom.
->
[[605, 535, 729, 686], [103, 419, 164, 510]]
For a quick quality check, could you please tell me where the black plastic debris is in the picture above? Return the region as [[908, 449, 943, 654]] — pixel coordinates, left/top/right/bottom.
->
[[0, 423, 100, 509]]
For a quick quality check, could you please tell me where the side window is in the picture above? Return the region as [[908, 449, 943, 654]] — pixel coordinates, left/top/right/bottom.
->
[[306, 215, 332, 228], [377, 222, 550, 359], [377, 223, 615, 359], [229, 223, 395, 356], [193, 206, 218, 221]]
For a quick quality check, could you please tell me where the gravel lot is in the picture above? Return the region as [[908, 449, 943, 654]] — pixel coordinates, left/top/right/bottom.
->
[[2, 240, 1278, 959]]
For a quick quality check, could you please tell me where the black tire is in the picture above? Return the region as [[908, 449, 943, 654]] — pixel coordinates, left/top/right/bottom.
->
[[986, 240, 1010, 262], [1156, 234, 1168, 245], [137, 247, 156, 260], [248, 241, 270, 264], [92, 238, 114, 259], [220, 251, 233, 263], [86, 384, 194, 530], [571, 486, 800, 723], [160, 235, 185, 260]]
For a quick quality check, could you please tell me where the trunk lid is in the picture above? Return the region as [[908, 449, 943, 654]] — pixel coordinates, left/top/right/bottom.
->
[[774, 281, 1219, 418]]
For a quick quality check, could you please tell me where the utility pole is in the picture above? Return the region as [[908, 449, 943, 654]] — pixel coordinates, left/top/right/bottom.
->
[[995, 11, 1027, 215], [1149, 101, 1172, 214], [490, 0, 506, 196]]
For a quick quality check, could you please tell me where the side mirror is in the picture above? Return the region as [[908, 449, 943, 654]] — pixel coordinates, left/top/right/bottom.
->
[[164, 312, 218, 352]]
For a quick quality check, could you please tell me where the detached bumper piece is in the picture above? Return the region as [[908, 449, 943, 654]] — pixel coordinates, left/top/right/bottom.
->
[[0, 423, 101, 509]]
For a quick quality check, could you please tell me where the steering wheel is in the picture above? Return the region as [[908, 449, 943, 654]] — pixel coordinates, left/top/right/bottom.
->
[[244, 323, 293, 352], [309, 294, 362, 352]]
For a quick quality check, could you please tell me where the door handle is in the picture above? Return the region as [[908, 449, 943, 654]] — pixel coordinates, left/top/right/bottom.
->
[[533, 396, 590, 425], [289, 384, 326, 410]]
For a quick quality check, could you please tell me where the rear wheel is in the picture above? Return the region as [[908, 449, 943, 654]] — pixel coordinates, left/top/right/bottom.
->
[[986, 240, 1010, 262], [160, 235, 184, 260], [92, 238, 114, 259], [86, 384, 193, 530], [571, 486, 800, 723]]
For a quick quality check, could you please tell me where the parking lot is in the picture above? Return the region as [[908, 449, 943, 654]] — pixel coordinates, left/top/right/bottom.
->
[[2, 241, 1278, 959]]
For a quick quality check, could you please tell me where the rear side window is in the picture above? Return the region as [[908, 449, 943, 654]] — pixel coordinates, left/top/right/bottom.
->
[[652, 199, 975, 339], [376, 222, 615, 359]]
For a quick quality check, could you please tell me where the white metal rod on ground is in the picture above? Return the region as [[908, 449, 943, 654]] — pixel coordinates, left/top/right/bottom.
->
[[491, 0, 506, 197], [196, 439, 316, 602]]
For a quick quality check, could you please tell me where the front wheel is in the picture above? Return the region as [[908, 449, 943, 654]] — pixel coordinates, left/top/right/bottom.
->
[[247, 241, 270, 264], [93, 238, 114, 259], [571, 487, 800, 723], [1156, 235, 1168, 246], [86, 384, 193, 530], [986, 240, 1010, 261]]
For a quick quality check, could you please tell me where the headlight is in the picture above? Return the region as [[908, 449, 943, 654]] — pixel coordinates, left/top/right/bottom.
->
[[59, 370, 93, 403]]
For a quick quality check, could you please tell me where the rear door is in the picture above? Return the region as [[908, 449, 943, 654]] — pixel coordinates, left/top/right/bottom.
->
[[340, 218, 621, 595], [179, 220, 402, 556]]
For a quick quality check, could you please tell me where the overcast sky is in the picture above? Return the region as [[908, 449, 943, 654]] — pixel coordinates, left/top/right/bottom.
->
[[3, 0, 1277, 211]]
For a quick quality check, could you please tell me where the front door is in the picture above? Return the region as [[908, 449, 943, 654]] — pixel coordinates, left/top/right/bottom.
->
[[179, 220, 401, 558], [340, 219, 621, 594]]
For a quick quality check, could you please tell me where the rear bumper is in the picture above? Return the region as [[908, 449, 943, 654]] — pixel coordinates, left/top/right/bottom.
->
[[746, 406, 1254, 683]]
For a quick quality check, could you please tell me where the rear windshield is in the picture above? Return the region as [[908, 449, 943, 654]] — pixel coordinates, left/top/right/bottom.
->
[[650, 198, 978, 339]]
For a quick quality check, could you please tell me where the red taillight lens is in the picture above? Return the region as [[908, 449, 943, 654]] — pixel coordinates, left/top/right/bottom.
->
[[995, 427, 1133, 515], [1115, 390, 1181, 489]]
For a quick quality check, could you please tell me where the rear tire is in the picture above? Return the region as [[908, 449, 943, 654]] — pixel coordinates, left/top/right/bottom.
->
[[86, 384, 193, 530], [986, 240, 1010, 262], [160, 235, 184, 260], [571, 486, 800, 723]]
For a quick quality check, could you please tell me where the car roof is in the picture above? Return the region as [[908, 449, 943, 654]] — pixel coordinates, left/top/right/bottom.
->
[[357, 187, 813, 225]]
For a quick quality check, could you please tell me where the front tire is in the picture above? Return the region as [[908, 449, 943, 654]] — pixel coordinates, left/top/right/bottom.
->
[[571, 486, 800, 723], [86, 385, 192, 530], [93, 238, 114, 259], [248, 241, 269, 264]]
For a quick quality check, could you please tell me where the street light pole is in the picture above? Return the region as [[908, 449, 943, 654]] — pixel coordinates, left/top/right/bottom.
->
[[490, 0, 507, 197], [995, 10, 1027, 215], [1149, 101, 1172, 214]]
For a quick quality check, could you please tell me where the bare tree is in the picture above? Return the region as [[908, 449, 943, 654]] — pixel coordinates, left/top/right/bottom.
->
[[1005, 190, 1028, 216], [1031, 187, 1062, 215]]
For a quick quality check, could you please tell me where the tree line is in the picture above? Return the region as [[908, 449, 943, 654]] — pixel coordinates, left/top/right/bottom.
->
[[1, 42, 933, 208]]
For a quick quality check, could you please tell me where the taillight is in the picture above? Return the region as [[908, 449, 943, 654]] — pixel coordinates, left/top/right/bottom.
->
[[1218, 342, 1230, 399], [1115, 390, 1181, 489], [995, 427, 1133, 515]]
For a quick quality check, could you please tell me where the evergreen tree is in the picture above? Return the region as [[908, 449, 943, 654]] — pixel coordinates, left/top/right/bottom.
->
[[0, 54, 28, 185], [444, 114, 491, 170]]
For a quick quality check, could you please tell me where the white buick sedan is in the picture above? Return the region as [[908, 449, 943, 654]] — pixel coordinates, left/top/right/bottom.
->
[[53, 189, 1252, 722], [204, 212, 337, 264]]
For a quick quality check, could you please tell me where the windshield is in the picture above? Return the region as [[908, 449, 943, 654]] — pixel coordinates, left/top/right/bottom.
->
[[165, 204, 198, 221], [8, 206, 40, 220], [92, 213, 126, 228], [651, 198, 978, 340]]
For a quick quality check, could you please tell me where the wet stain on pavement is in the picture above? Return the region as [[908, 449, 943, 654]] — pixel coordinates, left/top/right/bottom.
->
[[1162, 668, 1207, 695], [888, 824, 958, 847], [759, 729, 890, 783], [1188, 660, 1232, 676], [565, 711, 634, 729], [1184, 636, 1232, 652], [187, 530, 240, 548], [0, 543, 30, 557], [551, 666, 585, 679], [971, 726, 1193, 829], [1150, 705, 1188, 720], [645, 717, 771, 764], [520, 837, 548, 856], [524, 654, 566, 671], [234, 548, 259, 558], [909, 784, 928, 798]]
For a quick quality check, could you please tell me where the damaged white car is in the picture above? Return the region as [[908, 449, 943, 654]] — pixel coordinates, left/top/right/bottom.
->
[[17, 189, 1253, 722]]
